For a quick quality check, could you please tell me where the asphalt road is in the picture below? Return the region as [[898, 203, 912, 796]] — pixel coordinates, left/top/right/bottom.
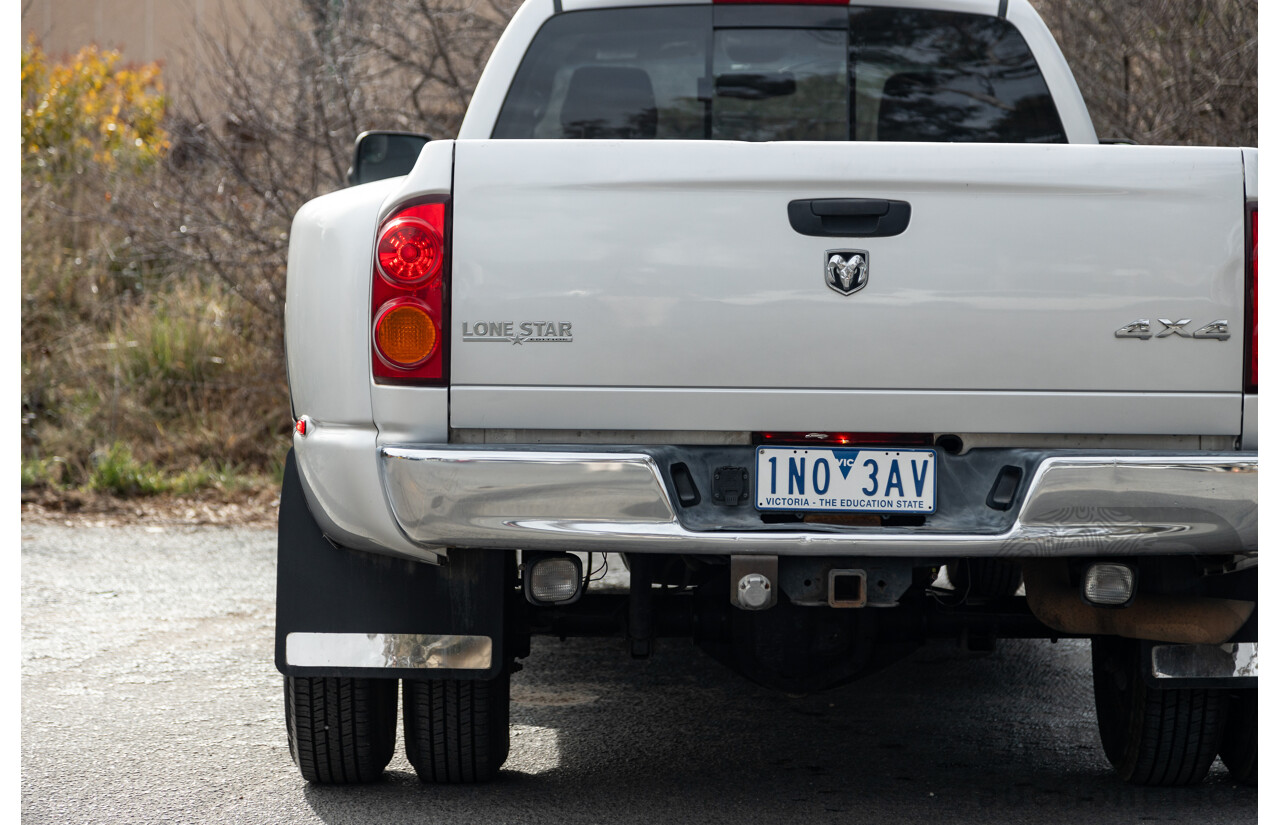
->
[[22, 524, 1257, 824]]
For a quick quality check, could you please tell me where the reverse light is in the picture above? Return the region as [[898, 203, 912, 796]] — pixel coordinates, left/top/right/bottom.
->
[[1081, 563, 1136, 608], [371, 200, 448, 384], [373, 299, 439, 369], [524, 553, 584, 606]]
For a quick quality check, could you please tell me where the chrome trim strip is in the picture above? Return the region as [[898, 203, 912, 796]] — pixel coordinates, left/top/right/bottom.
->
[[1151, 643, 1258, 680], [380, 449, 1257, 558], [285, 632, 493, 669]]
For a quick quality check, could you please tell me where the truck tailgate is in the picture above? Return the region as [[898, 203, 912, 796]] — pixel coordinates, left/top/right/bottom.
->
[[448, 140, 1246, 434]]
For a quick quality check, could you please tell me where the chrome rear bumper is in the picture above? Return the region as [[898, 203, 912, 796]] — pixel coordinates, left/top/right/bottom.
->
[[380, 447, 1257, 558]]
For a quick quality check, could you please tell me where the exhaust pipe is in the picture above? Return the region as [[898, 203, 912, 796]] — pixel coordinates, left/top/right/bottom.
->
[[1022, 560, 1253, 645]]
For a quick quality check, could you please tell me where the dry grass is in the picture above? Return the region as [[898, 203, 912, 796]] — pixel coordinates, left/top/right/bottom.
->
[[21, 165, 291, 494]]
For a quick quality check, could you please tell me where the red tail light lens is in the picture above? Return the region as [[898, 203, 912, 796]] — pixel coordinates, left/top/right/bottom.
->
[[372, 200, 448, 383], [377, 216, 443, 287], [1248, 206, 1257, 393]]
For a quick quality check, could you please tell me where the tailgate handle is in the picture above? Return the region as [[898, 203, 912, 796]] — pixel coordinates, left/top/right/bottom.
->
[[788, 198, 911, 238]]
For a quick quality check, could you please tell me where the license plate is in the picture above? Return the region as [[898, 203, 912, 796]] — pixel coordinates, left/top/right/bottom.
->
[[755, 447, 937, 514]]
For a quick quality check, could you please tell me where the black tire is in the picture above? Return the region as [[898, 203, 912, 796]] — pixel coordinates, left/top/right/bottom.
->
[[1219, 689, 1258, 785], [947, 559, 1022, 599], [284, 676, 398, 784], [1091, 637, 1227, 786], [403, 674, 511, 783]]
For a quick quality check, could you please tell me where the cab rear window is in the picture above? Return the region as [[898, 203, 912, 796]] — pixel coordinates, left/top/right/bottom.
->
[[492, 5, 1066, 143]]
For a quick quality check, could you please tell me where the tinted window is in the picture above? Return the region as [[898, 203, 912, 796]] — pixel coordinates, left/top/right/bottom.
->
[[852, 8, 1065, 143], [493, 6, 1065, 144], [712, 28, 847, 141], [493, 7, 710, 140]]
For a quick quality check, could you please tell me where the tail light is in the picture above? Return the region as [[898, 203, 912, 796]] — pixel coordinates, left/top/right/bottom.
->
[[371, 200, 448, 383], [1247, 205, 1257, 393], [377, 216, 443, 287]]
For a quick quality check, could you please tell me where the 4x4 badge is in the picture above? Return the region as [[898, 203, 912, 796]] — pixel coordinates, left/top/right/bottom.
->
[[1115, 319, 1230, 340], [825, 250, 869, 295]]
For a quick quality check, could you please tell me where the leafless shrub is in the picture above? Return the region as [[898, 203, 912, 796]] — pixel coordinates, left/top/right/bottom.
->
[[153, 0, 521, 345], [107, 0, 521, 472], [1033, 0, 1257, 146]]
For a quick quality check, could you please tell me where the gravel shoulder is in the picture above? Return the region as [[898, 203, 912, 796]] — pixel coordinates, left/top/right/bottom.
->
[[21, 487, 280, 529]]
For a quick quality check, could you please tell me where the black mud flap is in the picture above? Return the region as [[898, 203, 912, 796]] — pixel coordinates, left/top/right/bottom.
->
[[275, 449, 508, 680]]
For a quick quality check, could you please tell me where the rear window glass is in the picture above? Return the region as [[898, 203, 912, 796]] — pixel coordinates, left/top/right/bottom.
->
[[492, 5, 1066, 143], [851, 8, 1065, 142], [494, 7, 710, 140], [712, 28, 848, 141]]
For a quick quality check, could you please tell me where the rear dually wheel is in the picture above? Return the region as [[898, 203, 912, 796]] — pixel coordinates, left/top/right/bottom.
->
[[285, 676, 398, 784]]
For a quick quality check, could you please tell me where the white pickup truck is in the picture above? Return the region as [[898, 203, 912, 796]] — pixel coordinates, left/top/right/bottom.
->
[[275, 0, 1258, 788]]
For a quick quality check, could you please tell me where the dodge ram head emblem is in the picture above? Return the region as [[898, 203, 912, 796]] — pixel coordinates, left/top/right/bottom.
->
[[825, 250, 869, 295]]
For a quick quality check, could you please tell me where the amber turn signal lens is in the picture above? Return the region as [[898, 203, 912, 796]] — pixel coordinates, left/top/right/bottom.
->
[[374, 301, 438, 369]]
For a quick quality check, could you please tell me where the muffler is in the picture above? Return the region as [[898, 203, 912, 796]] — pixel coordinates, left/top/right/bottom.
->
[[1022, 560, 1253, 645]]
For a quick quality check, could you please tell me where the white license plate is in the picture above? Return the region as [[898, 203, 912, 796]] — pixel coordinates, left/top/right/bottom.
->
[[755, 447, 937, 514]]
